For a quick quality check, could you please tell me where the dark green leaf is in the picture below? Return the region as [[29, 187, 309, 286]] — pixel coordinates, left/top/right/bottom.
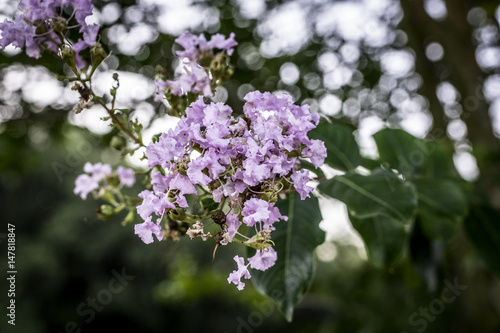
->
[[317, 169, 417, 223], [251, 193, 325, 322], [360, 157, 381, 170], [185, 194, 205, 216], [413, 179, 467, 240], [201, 196, 218, 212], [350, 214, 407, 267], [308, 119, 361, 171], [373, 129, 432, 176], [464, 205, 500, 273], [421, 143, 457, 180]]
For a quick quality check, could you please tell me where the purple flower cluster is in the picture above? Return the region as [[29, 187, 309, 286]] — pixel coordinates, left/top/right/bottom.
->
[[175, 32, 237, 61], [154, 32, 237, 98], [137, 90, 326, 289], [74, 162, 135, 200], [0, 0, 99, 67]]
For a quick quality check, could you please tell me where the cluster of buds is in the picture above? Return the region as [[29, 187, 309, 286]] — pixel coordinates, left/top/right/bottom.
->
[[154, 32, 237, 114]]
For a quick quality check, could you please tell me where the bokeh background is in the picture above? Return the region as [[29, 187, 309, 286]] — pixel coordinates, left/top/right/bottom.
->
[[1, 0, 500, 332]]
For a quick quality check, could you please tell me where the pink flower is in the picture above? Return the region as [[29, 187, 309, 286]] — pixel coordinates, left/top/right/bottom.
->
[[134, 217, 163, 244], [117, 166, 135, 187], [291, 169, 314, 200], [242, 198, 271, 227], [227, 256, 251, 290], [225, 213, 242, 241], [73, 174, 99, 200], [248, 247, 277, 271]]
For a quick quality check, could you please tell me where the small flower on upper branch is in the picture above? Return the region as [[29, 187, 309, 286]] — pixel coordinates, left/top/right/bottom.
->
[[0, 0, 100, 67], [154, 32, 237, 102]]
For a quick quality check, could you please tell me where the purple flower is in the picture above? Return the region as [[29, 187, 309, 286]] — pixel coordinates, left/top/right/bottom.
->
[[169, 174, 197, 196], [303, 139, 327, 168], [1, 0, 99, 62], [175, 31, 238, 61], [146, 131, 186, 168], [227, 255, 251, 290], [159, 63, 213, 97], [72, 0, 95, 26], [136, 190, 159, 220], [134, 217, 163, 244], [187, 149, 225, 185], [206, 33, 237, 55], [74, 174, 99, 200], [225, 213, 242, 241], [175, 32, 200, 60], [150, 170, 172, 193], [83, 162, 112, 181], [74, 162, 112, 200], [0, 15, 31, 49], [242, 198, 271, 227], [263, 202, 288, 230], [242, 159, 271, 186], [291, 170, 313, 200], [117, 166, 135, 187], [248, 247, 277, 271]]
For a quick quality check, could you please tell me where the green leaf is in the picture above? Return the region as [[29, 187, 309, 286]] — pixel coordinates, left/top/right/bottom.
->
[[251, 193, 325, 322], [308, 119, 361, 171], [464, 205, 500, 274], [421, 142, 457, 180], [317, 169, 417, 223], [373, 128, 432, 176], [413, 179, 467, 240], [184, 194, 205, 216], [350, 215, 407, 267]]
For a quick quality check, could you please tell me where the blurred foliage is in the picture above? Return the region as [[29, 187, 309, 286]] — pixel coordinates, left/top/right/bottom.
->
[[1, 0, 500, 332]]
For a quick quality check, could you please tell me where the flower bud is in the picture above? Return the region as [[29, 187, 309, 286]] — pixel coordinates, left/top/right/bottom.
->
[[97, 204, 115, 220], [176, 163, 187, 176], [122, 210, 134, 226], [259, 191, 277, 203], [61, 46, 77, 72], [155, 65, 168, 81], [90, 43, 107, 72], [51, 17, 67, 35], [110, 135, 127, 151]]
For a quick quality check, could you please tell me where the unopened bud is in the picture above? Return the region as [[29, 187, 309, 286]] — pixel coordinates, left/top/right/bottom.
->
[[90, 43, 107, 72], [61, 46, 77, 71], [122, 210, 134, 225], [51, 17, 67, 34], [259, 191, 277, 203], [110, 135, 127, 151], [97, 204, 115, 220], [155, 65, 167, 81]]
